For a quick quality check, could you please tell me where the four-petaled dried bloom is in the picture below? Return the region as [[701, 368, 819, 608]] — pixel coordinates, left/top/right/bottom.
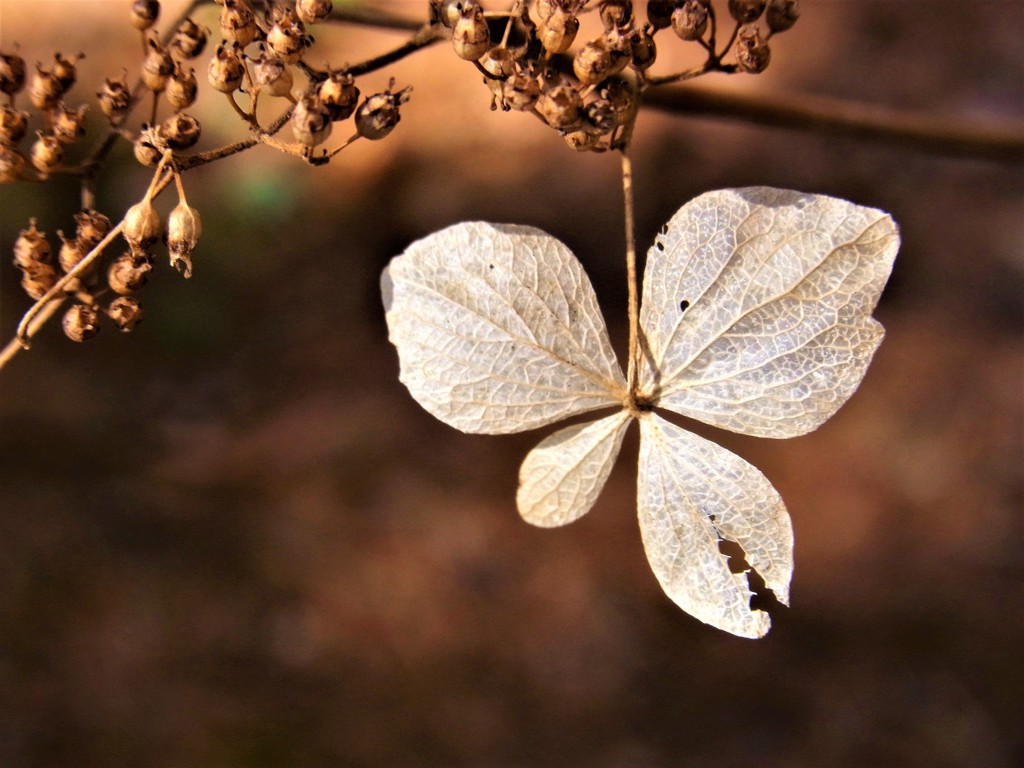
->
[[766, 0, 799, 33], [171, 17, 208, 59], [207, 44, 244, 93], [30, 132, 63, 176], [220, 0, 257, 48], [728, 0, 766, 23], [0, 49, 26, 96], [452, 3, 490, 61], [296, 0, 333, 25], [536, 84, 583, 131], [130, 0, 161, 31], [734, 25, 771, 73], [13, 219, 50, 270], [52, 103, 88, 144], [354, 83, 412, 140], [98, 74, 133, 125], [267, 12, 308, 63], [291, 93, 333, 146], [672, 0, 709, 41], [159, 113, 201, 149], [123, 198, 163, 251], [142, 37, 174, 92], [166, 64, 198, 110], [0, 106, 29, 145], [253, 54, 294, 99], [107, 296, 144, 332], [168, 201, 202, 278], [62, 303, 100, 342], [318, 70, 359, 120], [108, 251, 153, 294]]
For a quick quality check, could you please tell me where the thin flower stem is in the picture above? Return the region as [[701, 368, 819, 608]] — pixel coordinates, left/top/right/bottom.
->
[[622, 150, 640, 405]]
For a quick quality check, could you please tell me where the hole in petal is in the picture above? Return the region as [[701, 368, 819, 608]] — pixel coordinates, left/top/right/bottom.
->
[[717, 539, 784, 613]]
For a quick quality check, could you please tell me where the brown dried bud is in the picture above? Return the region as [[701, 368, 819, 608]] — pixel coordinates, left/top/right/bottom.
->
[[166, 64, 198, 110], [142, 38, 174, 93], [123, 199, 163, 251], [74, 209, 112, 248], [133, 125, 163, 166], [354, 83, 411, 140], [318, 70, 359, 120], [171, 17, 208, 59], [13, 219, 50, 270], [291, 93, 332, 146], [296, 0, 333, 25], [108, 252, 152, 295], [51, 52, 82, 91], [52, 103, 88, 144], [220, 0, 257, 48], [98, 74, 133, 125], [62, 303, 100, 342], [502, 70, 540, 111], [536, 84, 583, 131], [207, 44, 244, 93], [253, 54, 294, 99], [107, 296, 144, 332], [574, 40, 612, 85], [267, 12, 308, 63], [646, 0, 675, 31], [0, 106, 29, 145], [130, 0, 161, 31], [0, 144, 25, 182], [672, 0, 709, 41], [29, 64, 63, 110], [168, 201, 202, 277], [21, 262, 58, 300], [159, 113, 201, 150], [453, 4, 490, 61], [30, 132, 63, 176], [538, 10, 579, 54], [728, 0, 766, 24], [734, 25, 770, 73], [766, 0, 799, 33], [600, 1, 633, 31], [0, 50, 26, 96]]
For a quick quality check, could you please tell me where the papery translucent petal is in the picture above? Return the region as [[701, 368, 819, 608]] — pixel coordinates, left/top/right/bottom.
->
[[637, 412, 793, 638], [639, 187, 899, 437], [382, 222, 626, 434], [517, 411, 631, 528]]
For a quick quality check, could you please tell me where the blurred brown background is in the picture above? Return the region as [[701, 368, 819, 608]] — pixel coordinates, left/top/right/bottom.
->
[[1, 1, 1022, 766]]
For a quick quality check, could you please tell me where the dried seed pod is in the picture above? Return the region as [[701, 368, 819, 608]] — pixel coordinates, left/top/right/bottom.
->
[[354, 84, 411, 140], [62, 303, 100, 342], [141, 37, 174, 93], [159, 113, 201, 149], [166, 64, 198, 110], [453, 4, 490, 61], [28, 64, 63, 110], [123, 199, 163, 251], [438, 0, 464, 28], [672, 0, 709, 41], [13, 219, 50, 270], [107, 296, 144, 331], [108, 252, 153, 294], [646, 0, 675, 31], [21, 262, 58, 300], [171, 17, 208, 59], [630, 26, 657, 69], [253, 54, 295, 99], [0, 50, 26, 96], [600, 1, 633, 31], [267, 12, 308, 63], [502, 70, 540, 111], [564, 128, 599, 151], [220, 0, 257, 48], [207, 44, 244, 93], [734, 25, 770, 72], [296, 0, 333, 24], [0, 144, 25, 182], [52, 103, 88, 144], [30, 132, 63, 176], [130, 0, 161, 30], [167, 200, 202, 277], [728, 0, 766, 24], [57, 231, 88, 274], [51, 52, 82, 91], [291, 93, 332, 146], [574, 39, 612, 85], [0, 106, 29, 145], [584, 97, 617, 134], [766, 0, 799, 33], [133, 125, 163, 166], [98, 74, 133, 125], [480, 46, 516, 79], [74, 209, 112, 248], [318, 70, 359, 120], [536, 84, 583, 131], [538, 10, 579, 54]]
